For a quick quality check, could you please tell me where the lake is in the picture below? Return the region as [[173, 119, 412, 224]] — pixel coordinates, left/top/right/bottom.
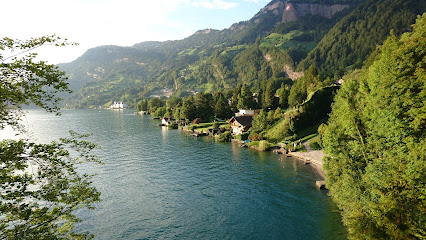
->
[[1, 109, 347, 239]]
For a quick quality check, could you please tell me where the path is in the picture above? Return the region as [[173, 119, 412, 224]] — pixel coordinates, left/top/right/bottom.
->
[[303, 141, 312, 152]]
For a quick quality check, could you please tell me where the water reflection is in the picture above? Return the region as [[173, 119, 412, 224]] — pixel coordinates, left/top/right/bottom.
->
[[2, 110, 347, 240]]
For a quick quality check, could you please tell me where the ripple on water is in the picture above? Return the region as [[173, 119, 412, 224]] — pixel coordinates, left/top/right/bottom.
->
[[3, 110, 347, 240]]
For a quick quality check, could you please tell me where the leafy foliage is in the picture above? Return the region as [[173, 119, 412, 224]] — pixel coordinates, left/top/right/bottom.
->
[[1, 36, 101, 239], [216, 131, 231, 142], [0, 133, 101, 239], [0, 36, 72, 130], [321, 15, 426, 239]]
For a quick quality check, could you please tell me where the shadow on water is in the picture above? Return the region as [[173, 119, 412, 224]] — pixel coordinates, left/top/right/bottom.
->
[[2, 110, 347, 240]]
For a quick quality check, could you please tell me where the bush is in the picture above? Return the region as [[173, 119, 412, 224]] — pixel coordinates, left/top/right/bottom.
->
[[235, 132, 249, 141], [193, 118, 203, 124], [258, 140, 271, 151], [309, 140, 321, 150], [212, 122, 220, 129], [217, 131, 231, 142], [168, 123, 178, 129], [249, 133, 262, 141]]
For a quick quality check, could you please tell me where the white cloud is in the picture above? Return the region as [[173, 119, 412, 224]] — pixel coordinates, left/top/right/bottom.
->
[[1, 0, 266, 63]]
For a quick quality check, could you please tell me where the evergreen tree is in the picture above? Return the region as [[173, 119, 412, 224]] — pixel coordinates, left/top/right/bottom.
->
[[276, 83, 290, 108], [231, 84, 242, 113], [137, 99, 148, 112], [263, 79, 276, 109], [194, 92, 213, 121], [173, 105, 181, 121], [214, 93, 232, 120], [180, 96, 196, 121], [237, 85, 256, 110], [288, 77, 307, 107]]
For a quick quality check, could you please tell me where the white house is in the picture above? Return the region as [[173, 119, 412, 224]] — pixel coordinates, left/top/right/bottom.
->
[[235, 109, 259, 117], [229, 116, 253, 135], [109, 101, 127, 109], [161, 117, 174, 126]]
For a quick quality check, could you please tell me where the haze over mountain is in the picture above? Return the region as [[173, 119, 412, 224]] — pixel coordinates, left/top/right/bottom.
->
[[59, 0, 424, 109]]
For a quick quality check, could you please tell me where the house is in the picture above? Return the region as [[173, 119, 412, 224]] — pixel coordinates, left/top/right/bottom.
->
[[229, 116, 253, 135], [109, 101, 127, 109], [161, 117, 174, 126], [235, 109, 260, 117]]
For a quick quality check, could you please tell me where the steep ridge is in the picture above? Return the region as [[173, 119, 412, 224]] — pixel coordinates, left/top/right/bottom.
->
[[61, 0, 385, 109], [298, 0, 426, 78]]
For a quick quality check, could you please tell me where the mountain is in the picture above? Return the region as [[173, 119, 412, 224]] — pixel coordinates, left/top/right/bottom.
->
[[60, 0, 423, 109], [298, 0, 426, 78]]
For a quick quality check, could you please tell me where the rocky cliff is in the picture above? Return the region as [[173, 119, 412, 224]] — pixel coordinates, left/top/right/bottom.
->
[[255, 1, 350, 23], [282, 2, 349, 22]]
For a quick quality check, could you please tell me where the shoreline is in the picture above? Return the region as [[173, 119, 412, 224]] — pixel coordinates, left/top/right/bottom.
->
[[286, 151, 325, 180], [181, 126, 326, 187]]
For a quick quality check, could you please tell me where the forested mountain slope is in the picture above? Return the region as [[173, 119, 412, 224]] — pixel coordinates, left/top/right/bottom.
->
[[60, 0, 424, 109], [297, 0, 426, 78]]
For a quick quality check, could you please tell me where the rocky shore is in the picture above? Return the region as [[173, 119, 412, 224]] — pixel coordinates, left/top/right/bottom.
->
[[287, 150, 325, 179]]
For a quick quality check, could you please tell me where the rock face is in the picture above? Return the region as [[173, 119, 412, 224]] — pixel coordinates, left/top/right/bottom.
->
[[284, 65, 304, 80], [257, 1, 350, 23], [282, 2, 350, 22]]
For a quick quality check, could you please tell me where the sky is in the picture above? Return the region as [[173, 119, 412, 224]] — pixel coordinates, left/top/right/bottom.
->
[[2, 0, 270, 64]]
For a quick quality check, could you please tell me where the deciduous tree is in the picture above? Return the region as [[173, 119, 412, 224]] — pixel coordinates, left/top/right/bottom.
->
[[1, 36, 101, 239], [321, 14, 426, 239]]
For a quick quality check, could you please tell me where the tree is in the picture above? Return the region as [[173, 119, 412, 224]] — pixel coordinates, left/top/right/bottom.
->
[[288, 77, 307, 107], [1, 36, 101, 239], [230, 84, 242, 113], [180, 96, 196, 121], [194, 92, 213, 121], [148, 97, 166, 113], [166, 96, 182, 109], [137, 99, 148, 112], [173, 104, 181, 122], [214, 93, 232, 120], [237, 85, 256, 110], [276, 83, 290, 108], [152, 106, 167, 118], [321, 14, 426, 239], [250, 110, 268, 134], [263, 79, 276, 109]]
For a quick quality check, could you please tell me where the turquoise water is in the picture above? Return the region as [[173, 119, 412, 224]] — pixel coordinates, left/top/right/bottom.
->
[[2, 109, 346, 239]]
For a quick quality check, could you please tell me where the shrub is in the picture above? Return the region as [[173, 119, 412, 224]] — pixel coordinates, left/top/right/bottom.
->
[[258, 140, 271, 151], [249, 133, 262, 141], [212, 122, 220, 129], [309, 140, 321, 150], [217, 131, 231, 142], [193, 118, 202, 124], [235, 132, 249, 141], [168, 123, 178, 129]]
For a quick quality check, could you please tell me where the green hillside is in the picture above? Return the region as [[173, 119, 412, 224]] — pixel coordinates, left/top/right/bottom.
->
[[298, 0, 426, 77], [59, 0, 424, 109]]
